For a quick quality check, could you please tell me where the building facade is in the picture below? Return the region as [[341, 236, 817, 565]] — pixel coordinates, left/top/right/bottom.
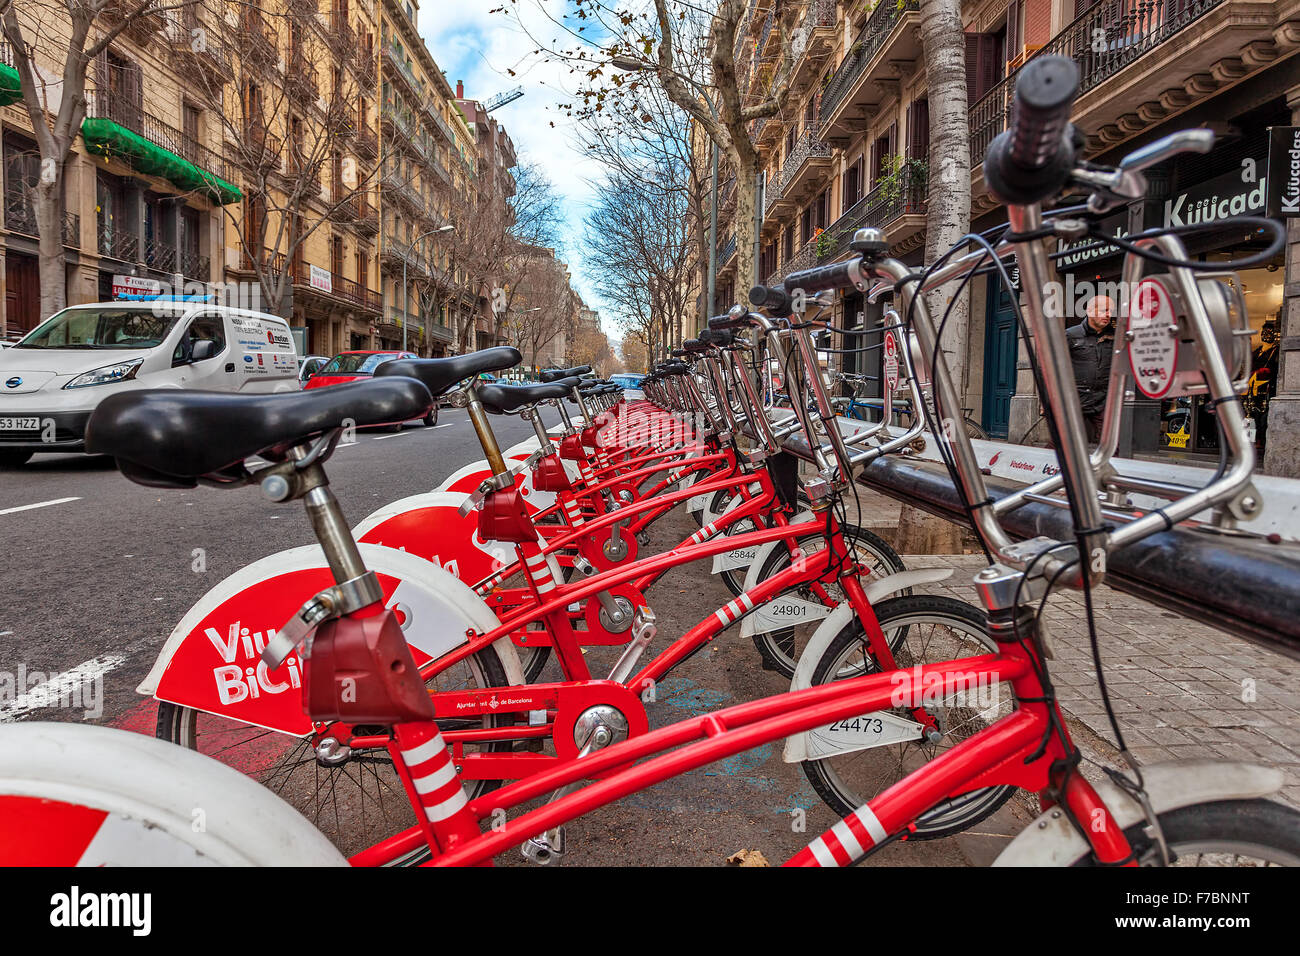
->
[[702, 0, 1300, 474]]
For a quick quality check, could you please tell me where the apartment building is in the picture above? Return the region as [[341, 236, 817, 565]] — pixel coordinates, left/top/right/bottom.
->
[[456, 81, 520, 351], [221, 0, 385, 358], [376, 0, 477, 356], [2, 7, 231, 337], [705, 0, 1300, 474]]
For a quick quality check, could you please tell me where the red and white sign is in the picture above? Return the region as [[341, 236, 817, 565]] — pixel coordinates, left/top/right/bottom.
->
[[309, 264, 332, 293], [111, 274, 163, 297], [883, 330, 900, 393], [1128, 279, 1179, 399]]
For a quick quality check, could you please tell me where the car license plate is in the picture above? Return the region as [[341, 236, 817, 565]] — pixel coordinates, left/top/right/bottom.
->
[[0, 417, 39, 430]]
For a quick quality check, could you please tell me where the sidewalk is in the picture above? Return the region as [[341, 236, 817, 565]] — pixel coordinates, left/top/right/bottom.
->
[[850, 486, 1300, 811]]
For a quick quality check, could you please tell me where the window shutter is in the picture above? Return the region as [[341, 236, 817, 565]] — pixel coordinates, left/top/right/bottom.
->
[[1006, 1, 1020, 56], [908, 99, 930, 160], [965, 33, 980, 96]]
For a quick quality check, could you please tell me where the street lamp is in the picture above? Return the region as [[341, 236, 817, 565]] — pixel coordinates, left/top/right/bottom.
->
[[401, 223, 454, 353]]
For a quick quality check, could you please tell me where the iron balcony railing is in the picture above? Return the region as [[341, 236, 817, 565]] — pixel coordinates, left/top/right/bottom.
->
[[144, 237, 210, 280], [383, 45, 423, 98], [85, 90, 230, 182], [970, 0, 1226, 165], [290, 259, 380, 311], [4, 183, 80, 247], [98, 226, 139, 264], [717, 232, 737, 267], [819, 0, 918, 124], [763, 172, 785, 217], [780, 120, 833, 184], [766, 165, 927, 284]]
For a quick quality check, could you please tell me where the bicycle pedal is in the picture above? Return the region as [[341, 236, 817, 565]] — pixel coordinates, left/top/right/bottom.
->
[[520, 827, 567, 865]]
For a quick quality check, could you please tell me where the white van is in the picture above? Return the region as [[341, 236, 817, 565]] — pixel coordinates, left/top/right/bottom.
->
[[0, 299, 300, 466]]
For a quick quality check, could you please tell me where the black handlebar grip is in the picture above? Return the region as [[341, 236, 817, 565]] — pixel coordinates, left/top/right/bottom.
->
[[707, 309, 748, 331], [748, 285, 793, 316], [683, 338, 709, 353], [700, 327, 736, 348], [782, 259, 864, 297], [670, 349, 687, 358], [1007, 56, 1079, 171]]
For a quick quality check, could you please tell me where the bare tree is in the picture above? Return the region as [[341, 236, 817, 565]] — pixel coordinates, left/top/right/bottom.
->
[[185, 2, 382, 319], [583, 167, 693, 365], [619, 330, 648, 373], [501, 249, 574, 371], [1, 0, 202, 317], [499, 0, 803, 294]]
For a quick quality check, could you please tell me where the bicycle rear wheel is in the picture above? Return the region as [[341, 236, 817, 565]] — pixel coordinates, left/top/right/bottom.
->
[[156, 644, 514, 861], [800, 595, 1015, 839]]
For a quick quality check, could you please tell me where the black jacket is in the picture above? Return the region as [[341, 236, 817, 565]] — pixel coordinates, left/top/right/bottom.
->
[[1066, 321, 1114, 415]]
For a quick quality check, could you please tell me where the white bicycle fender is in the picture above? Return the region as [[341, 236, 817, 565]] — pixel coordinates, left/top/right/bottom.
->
[[0, 722, 347, 865], [782, 567, 955, 763], [993, 761, 1286, 866], [137, 544, 523, 735]]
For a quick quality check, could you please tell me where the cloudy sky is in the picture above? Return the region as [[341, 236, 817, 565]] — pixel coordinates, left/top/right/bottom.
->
[[418, 2, 619, 339]]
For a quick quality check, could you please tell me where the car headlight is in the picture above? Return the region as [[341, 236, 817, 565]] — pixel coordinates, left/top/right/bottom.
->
[[64, 359, 144, 389]]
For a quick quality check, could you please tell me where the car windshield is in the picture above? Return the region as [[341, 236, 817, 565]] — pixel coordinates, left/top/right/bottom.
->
[[15, 308, 178, 349], [320, 353, 401, 375]]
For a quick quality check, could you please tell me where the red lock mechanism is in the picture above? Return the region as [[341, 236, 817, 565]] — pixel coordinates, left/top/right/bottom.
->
[[478, 486, 536, 543], [305, 609, 434, 724], [558, 434, 586, 461], [532, 453, 572, 493]]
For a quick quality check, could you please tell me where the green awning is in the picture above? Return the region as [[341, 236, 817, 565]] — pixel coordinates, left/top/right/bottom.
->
[[0, 63, 20, 106], [81, 117, 241, 205]]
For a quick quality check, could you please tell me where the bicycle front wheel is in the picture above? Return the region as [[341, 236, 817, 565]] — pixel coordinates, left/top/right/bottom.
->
[[1072, 798, 1300, 866]]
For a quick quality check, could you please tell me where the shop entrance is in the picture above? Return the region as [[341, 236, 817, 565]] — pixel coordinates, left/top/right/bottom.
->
[[3, 253, 40, 340]]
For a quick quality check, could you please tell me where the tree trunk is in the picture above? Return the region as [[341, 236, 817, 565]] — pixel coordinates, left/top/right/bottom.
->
[[896, 0, 972, 557], [730, 147, 761, 297], [35, 175, 66, 318]]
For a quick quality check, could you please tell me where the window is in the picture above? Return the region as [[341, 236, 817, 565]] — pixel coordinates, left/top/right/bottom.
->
[[783, 226, 794, 261], [173, 314, 226, 365], [907, 99, 930, 162], [183, 103, 201, 145], [965, 32, 1005, 102], [843, 155, 863, 210], [331, 235, 344, 276], [800, 205, 813, 244]]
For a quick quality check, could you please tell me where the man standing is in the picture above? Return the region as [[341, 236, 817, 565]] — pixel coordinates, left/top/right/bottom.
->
[[1066, 294, 1116, 444]]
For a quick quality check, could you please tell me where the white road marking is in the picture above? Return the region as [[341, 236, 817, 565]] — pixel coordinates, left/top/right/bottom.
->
[[0, 496, 81, 516], [372, 431, 414, 440], [0, 652, 126, 721]]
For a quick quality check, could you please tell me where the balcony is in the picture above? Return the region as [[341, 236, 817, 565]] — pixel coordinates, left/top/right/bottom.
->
[[327, 12, 357, 54], [327, 104, 357, 140], [240, 9, 279, 71], [763, 171, 789, 221], [1, 41, 18, 107], [328, 191, 360, 222], [287, 0, 318, 20], [82, 91, 240, 204], [290, 260, 381, 312], [379, 237, 428, 277], [819, 0, 920, 142], [97, 227, 139, 264], [355, 124, 379, 161], [780, 121, 834, 204], [354, 45, 378, 86], [169, 22, 229, 87], [790, 0, 838, 94], [766, 164, 927, 284], [144, 237, 211, 280], [240, 119, 283, 173], [4, 185, 80, 248], [285, 53, 319, 103], [716, 233, 737, 275], [380, 171, 426, 215], [355, 195, 379, 236], [427, 103, 457, 145], [100, 0, 164, 46], [970, 0, 1237, 170], [383, 45, 423, 99]]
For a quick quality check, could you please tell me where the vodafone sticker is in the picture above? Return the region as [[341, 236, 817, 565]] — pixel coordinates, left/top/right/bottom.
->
[[1128, 279, 1179, 399], [883, 331, 900, 392]]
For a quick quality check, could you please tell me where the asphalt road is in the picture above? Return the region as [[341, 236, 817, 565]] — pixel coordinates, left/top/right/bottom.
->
[[0, 406, 1032, 865], [0, 406, 536, 726]]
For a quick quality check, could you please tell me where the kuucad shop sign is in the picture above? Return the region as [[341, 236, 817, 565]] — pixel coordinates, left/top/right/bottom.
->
[[1266, 126, 1300, 218], [1162, 159, 1268, 228]]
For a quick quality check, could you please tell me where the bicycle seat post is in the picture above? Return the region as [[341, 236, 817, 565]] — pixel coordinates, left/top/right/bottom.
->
[[464, 382, 509, 476]]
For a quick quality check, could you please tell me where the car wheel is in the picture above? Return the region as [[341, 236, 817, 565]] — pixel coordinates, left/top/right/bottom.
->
[[423, 406, 439, 427], [386, 422, 404, 433]]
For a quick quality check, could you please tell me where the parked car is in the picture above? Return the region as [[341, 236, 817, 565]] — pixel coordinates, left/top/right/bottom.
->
[[298, 354, 330, 383], [0, 298, 299, 467], [303, 350, 437, 427]]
